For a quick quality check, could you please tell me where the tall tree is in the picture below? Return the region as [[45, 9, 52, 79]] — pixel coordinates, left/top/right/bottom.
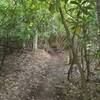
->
[[96, 0, 100, 66], [96, 0, 100, 29]]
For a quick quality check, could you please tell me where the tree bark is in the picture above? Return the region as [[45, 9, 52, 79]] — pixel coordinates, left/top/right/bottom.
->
[[59, 5, 91, 100], [33, 34, 38, 53], [96, 0, 100, 70], [96, 0, 100, 30]]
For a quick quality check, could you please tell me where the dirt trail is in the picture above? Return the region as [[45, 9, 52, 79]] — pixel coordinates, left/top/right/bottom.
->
[[33, 52, 69, 100], [0, 49, 69, 100]]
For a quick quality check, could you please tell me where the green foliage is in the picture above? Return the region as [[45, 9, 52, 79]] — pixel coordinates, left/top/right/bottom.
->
[[0, 1, 32, 41], [0, 0, 99, 57]]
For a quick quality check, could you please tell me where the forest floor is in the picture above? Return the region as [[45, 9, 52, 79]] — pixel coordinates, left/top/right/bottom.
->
[[0, 49, 70, 100], [0, 49, 100, 100]]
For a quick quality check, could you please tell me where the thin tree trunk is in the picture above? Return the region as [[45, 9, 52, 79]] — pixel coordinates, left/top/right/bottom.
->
[[96, 0, 100, 65], [1, 46, 6, 66], [59, 5, 91, 100], [84, 46, 90, 81], [96, 0, 100, 30], [59, 6, 71, 45], [33, 34, 38, 53]]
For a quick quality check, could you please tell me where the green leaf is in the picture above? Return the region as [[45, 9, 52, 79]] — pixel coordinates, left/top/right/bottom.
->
[[70, 1, 79, 5], [82, 0, 87, 4]]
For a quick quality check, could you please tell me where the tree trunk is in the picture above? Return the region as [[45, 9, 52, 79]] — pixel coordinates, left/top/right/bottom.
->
[[33, 34, 38, 53], [96, 0, 100, 65], [59, 5, 91, 100], [96, 0, 100, 29]]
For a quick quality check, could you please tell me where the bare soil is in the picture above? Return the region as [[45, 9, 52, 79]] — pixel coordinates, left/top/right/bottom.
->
[[0, 49, 69, 100], [0, 49, 100, 100]]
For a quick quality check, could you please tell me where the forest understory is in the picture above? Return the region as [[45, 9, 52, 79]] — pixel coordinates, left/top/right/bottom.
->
[[0, 49, 100, 100], [0, 0, 100, 100]]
